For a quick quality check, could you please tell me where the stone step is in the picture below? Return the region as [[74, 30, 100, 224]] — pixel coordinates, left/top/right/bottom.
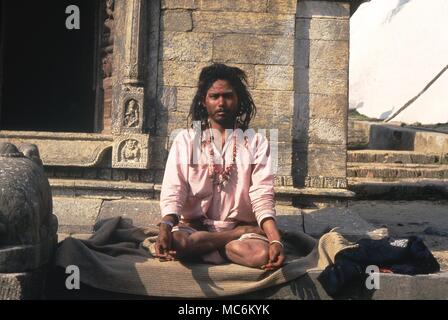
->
[[348, 150, 446, 164], [347, 163, 448, 180], [348, 178, 448, 199]]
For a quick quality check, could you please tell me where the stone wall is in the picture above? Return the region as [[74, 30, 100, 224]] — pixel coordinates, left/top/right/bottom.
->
[[153, 0, 298, 185], [293, 1, 349, 188], [152, 0, 350, 189]]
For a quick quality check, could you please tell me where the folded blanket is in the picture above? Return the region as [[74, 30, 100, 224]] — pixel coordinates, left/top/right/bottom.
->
[[54, 217, 351, 298]]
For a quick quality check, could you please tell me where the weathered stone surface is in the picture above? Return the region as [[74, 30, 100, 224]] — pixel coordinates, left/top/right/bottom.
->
[[161, 32, 213, 62], [295, 117, 346, 144], [296, 17, 349, 40], [214, 34, 294, 65], [50, 179, 154, 201], [97, 200, 162, 227], [0, 238, 56, 273], [53, 197, 102, 230], [252, 90, 294, 116], [302, 207, 388, 241], [148, 136, 169, 170], [255, 65, 294, 90], [160, 61, 209, 86], [159, 86, 178, 112], [161, 0, 197, 9], [0, 143, 57, 246], [0, 132, 113, 167], [295, 39, 349, 70], [161, 10, 192, 32], [347, 163, 448, 180], [0, 269, 47, 300], [199, 0, 267, 12], [295, 68, 348, 95], [294, 143, 347, 177], [304, 176, 348, 189], [112, 134, 150, 169], [295, 93, 347, 120], [193, 12, 295, 35], [268, 0, 298, 14], [348, 150, 442, 165], [296, 1, 350, 18], [176, 86, 197, 113]]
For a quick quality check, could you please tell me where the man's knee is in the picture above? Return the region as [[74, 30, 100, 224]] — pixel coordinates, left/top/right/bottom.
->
[[172, 232, 191, 256], [226, 240, 269, 267]]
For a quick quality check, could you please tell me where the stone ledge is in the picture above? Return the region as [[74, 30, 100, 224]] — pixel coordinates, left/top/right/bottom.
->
[[0, 236, 57, 273], [49, 179, 355, 200], [0, 131, 113, 167]]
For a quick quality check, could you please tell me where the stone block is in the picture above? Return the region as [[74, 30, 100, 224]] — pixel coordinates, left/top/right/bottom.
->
[[294, 143, 346, 177], [296, 1, 350, 18], [53, 197, 102, 230], [98, 200, 162, 227], [161, 10, 192, 32], [252, 90, 294, 117], [160, 61, 209, 86], [83, 168, 97, 179], [161, 0, 197, 9], [302, 207, 387, 240], [268, 0, 298, 14], [112, 134, 150, 169], [0, 269, 47, 300], [97, 169, 112, 180], [295, 68, 348, 95], [176, 86, 197, 113], [295, 39, 349, 70], [295, 117, 346, 145], [255, 65, 294, 90], [296, 17, 349, 40], [295, 93, 347, 120], [161, 32, 213, 62], [193, 12, 295, 36], [198, 0, 267, 12], [214, 34, 294, 65], [159, 86, 178, 112], [111, 169, 126, 181]]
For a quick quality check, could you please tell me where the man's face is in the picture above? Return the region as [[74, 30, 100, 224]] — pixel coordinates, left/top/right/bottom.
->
[[203, 80, 238, 127]]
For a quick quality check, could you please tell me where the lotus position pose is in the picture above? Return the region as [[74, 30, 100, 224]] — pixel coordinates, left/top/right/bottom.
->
[[155, 64, 285, 270]]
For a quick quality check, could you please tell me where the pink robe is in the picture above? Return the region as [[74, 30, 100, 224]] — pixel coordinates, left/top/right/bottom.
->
[[160, 128, 276, 232]]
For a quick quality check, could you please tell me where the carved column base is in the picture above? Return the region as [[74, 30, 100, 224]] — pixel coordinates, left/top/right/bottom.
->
[[112, 134, 149, 169]]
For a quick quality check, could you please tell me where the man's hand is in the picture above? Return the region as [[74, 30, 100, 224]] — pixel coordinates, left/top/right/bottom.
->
[[155, 223, 176, 261], [262, 242, 285, 270]]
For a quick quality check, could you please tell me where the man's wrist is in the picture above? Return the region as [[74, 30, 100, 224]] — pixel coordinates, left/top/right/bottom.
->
[[160, 220, 174, 229]]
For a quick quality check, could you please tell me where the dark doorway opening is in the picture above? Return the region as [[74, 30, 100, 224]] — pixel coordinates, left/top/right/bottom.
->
[[0, 0, 97, 132]]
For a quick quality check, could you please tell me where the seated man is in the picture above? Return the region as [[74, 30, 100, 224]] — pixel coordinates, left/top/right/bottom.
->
[[155, 64, 285, 270]]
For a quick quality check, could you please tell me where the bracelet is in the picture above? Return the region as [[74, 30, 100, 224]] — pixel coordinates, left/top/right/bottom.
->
[[269, 240, 284, 249], [159, 220, 174, 229]]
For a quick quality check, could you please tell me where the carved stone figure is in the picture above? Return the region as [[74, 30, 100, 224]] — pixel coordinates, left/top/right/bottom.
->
[[120, 139, 141, 163], [0, 142, 58, 299], [123, 99, 140, 128]]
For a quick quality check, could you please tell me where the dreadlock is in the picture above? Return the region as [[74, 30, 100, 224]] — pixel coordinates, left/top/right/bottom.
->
[[187, 63, 256, 131]]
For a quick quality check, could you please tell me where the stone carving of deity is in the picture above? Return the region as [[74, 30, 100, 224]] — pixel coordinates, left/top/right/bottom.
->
[[124, 99, 140, 128]]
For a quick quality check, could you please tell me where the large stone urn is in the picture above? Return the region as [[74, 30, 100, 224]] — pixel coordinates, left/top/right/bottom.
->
[[0, 142, 58, 300]]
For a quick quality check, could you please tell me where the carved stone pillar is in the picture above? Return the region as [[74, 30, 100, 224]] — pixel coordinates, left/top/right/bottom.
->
[[111, 0, 150, 169]]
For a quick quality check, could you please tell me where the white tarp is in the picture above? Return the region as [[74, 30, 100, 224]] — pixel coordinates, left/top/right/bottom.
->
[[349, 0, 448, 124]]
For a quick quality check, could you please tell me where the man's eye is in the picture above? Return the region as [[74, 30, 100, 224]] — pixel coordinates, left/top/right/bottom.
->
[[210, 94, 219, 99]]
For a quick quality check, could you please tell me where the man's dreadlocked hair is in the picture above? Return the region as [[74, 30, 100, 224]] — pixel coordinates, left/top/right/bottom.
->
[[188, 64, 256, 131]]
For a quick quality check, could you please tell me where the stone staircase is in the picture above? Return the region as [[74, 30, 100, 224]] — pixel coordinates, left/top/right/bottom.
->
[[347, 149, 448, 199]]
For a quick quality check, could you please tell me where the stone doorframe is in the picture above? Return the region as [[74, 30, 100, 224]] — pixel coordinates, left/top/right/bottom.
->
[[0, 0, 151, 170]]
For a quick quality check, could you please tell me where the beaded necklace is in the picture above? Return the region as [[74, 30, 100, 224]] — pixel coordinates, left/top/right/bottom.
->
[[207, 124, 237, 192]]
